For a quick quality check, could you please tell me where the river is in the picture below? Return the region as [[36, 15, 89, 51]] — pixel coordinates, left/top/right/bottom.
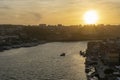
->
[[0, 41, 87, 80]]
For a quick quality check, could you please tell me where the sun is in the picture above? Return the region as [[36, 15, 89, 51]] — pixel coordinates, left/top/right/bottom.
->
[[83, 10, 99, 24]]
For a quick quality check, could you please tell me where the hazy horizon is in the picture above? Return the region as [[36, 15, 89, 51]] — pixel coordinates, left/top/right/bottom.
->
[[0, 0, 120, 25]]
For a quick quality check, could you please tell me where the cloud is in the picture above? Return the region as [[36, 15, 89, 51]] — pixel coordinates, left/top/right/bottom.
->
[[0, 0, 120, 24], [13, 11, 42, 23], [0, 6, 11, 9], [29, 12, 42, 21]]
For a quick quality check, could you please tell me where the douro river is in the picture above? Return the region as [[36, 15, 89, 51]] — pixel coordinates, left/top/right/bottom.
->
[[0, 42, 87, 80]]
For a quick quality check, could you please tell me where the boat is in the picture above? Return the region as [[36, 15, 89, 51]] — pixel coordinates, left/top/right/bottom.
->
[[85, 68, 90, 73], [80, 51, 86, 57], [60, 53, 65, 56], [80, 51, 83, 55]]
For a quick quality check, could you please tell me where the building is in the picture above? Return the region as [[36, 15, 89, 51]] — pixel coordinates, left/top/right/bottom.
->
[[86, 41, 102, 57], [39, 24, 46, 27]]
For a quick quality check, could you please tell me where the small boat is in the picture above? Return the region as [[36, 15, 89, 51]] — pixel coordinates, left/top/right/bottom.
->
[[85, 68, 90, 73], [80, 51, 86, 57], [80, 51, 83, 55], [60, 53, 65, 56]]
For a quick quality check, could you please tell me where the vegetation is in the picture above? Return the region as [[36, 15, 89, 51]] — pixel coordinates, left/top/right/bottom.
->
[[0, 24, 120, 42]]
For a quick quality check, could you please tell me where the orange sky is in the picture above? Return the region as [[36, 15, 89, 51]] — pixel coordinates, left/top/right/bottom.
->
[[0, 0, 120, 25]]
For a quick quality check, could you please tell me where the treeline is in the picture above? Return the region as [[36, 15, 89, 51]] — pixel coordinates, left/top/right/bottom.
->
[[0, 24, 120, 41]]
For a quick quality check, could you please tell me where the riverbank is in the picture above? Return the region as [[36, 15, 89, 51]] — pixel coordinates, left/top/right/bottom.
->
[[81, 38, 120, 80], [0, 41, 46, 52]]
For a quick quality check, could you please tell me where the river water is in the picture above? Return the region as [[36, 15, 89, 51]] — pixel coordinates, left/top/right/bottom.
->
[[0, 42, 87, 80]]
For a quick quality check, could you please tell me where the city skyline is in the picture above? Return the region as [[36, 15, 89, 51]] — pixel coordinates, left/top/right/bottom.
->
[[0, 0, 120, 25]]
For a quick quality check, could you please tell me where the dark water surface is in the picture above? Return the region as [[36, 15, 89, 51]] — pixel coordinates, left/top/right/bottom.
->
[[0, 42, 87, 80]]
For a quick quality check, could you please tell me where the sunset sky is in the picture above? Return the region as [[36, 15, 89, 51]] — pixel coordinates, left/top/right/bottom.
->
[[0, 0, 120, 25]]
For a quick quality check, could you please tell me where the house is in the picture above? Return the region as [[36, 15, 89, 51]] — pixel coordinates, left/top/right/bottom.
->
[[100, 42, 120, 65]]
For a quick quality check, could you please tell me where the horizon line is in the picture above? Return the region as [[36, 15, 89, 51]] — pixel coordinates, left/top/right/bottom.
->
[[0, 23, 120, 26]]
